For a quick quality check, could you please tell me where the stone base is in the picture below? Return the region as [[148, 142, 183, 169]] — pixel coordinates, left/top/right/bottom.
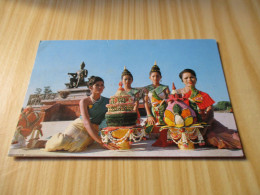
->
[[40, 87, 91, 121], [57, 87, 91, 99]]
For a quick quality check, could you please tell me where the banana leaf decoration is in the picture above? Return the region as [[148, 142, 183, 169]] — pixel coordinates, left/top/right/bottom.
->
[[189, 101, 202, 122], [145, 126, 153, 133], [173, 104, 182, 115], [190, 86, 199, 99], [189, 86, 202, 122], [158, 100, 167, 125]]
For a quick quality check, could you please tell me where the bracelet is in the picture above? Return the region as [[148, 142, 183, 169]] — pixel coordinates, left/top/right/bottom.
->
[[147, 114, 153, 117]]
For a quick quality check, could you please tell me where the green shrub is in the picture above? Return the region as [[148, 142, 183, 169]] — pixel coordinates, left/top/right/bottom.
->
[[213, 101, 231, 111]]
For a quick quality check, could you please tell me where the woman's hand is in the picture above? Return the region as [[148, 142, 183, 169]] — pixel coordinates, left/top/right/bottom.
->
[[147, 116, 156, 125], [101, 142, 119, 150], [202, 106, 213, 122]]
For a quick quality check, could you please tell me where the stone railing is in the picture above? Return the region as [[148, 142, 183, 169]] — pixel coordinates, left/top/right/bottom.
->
[[27, 93, 58, 106]]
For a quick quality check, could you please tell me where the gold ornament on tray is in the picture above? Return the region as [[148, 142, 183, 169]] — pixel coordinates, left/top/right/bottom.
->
[[101, 82, 145, 149], [158, 82, 208, 150]]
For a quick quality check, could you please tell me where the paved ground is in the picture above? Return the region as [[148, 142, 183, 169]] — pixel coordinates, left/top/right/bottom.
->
[[9, 113, 244, 158]]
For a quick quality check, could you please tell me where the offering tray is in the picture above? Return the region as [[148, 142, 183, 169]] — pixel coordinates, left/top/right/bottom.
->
[[101, 125, 146, 150], [160, 123, 209, 150]]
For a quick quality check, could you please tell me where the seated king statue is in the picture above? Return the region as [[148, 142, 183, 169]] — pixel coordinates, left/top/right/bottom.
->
[[68, 62, 88, 88]]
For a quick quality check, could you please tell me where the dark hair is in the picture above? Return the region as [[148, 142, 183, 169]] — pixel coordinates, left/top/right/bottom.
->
[[179, 69, 197, 81], [87, 76, 104, 87], [149, 65, 162, 77], [121, 74, 133, 80]]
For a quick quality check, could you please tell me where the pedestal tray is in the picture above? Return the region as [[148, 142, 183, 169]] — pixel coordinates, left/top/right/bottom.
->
[[101, 125, 146, 149]]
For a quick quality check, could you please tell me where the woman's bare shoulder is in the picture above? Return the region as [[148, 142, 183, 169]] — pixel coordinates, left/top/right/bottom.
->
[[80, 96, 91, 105]]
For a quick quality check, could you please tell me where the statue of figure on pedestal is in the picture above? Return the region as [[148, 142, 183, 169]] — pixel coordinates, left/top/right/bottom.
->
[[68, 62, 88, 88]]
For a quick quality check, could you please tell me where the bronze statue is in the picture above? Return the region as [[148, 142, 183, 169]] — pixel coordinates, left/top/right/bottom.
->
[[68, 62, 88, 88]]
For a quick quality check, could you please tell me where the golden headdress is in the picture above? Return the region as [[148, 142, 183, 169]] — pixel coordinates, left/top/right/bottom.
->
[[121, 66, 133, 79], [150, 61, 161, 75]]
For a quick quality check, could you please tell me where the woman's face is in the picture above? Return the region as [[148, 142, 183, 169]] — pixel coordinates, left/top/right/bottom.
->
[[90, 81, 105, 94], [150, 72, 161, 85], [182, 72, 197, 87], [122, 75, 133, 88]]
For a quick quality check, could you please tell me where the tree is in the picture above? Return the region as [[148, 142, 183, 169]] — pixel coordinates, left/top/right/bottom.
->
[[214, 101, 232, 111], [34, 88, 42, 94], [44, 86, 52, 94]]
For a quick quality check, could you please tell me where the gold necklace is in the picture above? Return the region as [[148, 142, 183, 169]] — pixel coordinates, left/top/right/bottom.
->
[[90, 96, 101, 104]]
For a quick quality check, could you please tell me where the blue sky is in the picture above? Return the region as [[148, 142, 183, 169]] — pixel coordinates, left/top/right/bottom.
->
[[24, 40, 230, 106]]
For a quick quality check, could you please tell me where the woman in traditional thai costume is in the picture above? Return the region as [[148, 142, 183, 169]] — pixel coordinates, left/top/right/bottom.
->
[[177, 69, 242, 149], [45, 76, 118, 152], [121, 67, 141, 124], [121, 67, 140, 112], [144, 62, 170, 134]]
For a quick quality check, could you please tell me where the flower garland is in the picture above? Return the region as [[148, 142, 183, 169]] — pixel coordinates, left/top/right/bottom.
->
[[165, 126, 206, 147], [101, 127, 146, 146]]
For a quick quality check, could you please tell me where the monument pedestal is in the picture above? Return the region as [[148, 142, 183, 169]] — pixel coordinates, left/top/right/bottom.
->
[[40, 87, 91, 121]]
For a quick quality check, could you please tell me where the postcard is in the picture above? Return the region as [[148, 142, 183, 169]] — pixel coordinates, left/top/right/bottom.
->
[[8, 40, 244, 157]]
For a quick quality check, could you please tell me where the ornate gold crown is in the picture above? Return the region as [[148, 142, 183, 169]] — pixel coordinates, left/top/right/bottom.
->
[[150, 61, 161, 73], [121, 66, 133, 78]]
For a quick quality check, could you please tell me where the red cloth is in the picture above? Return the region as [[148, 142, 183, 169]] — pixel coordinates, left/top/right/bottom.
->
[[206, 119, 242, 149], [152, 129, 174, 147], [183, 90, 215, 110]]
